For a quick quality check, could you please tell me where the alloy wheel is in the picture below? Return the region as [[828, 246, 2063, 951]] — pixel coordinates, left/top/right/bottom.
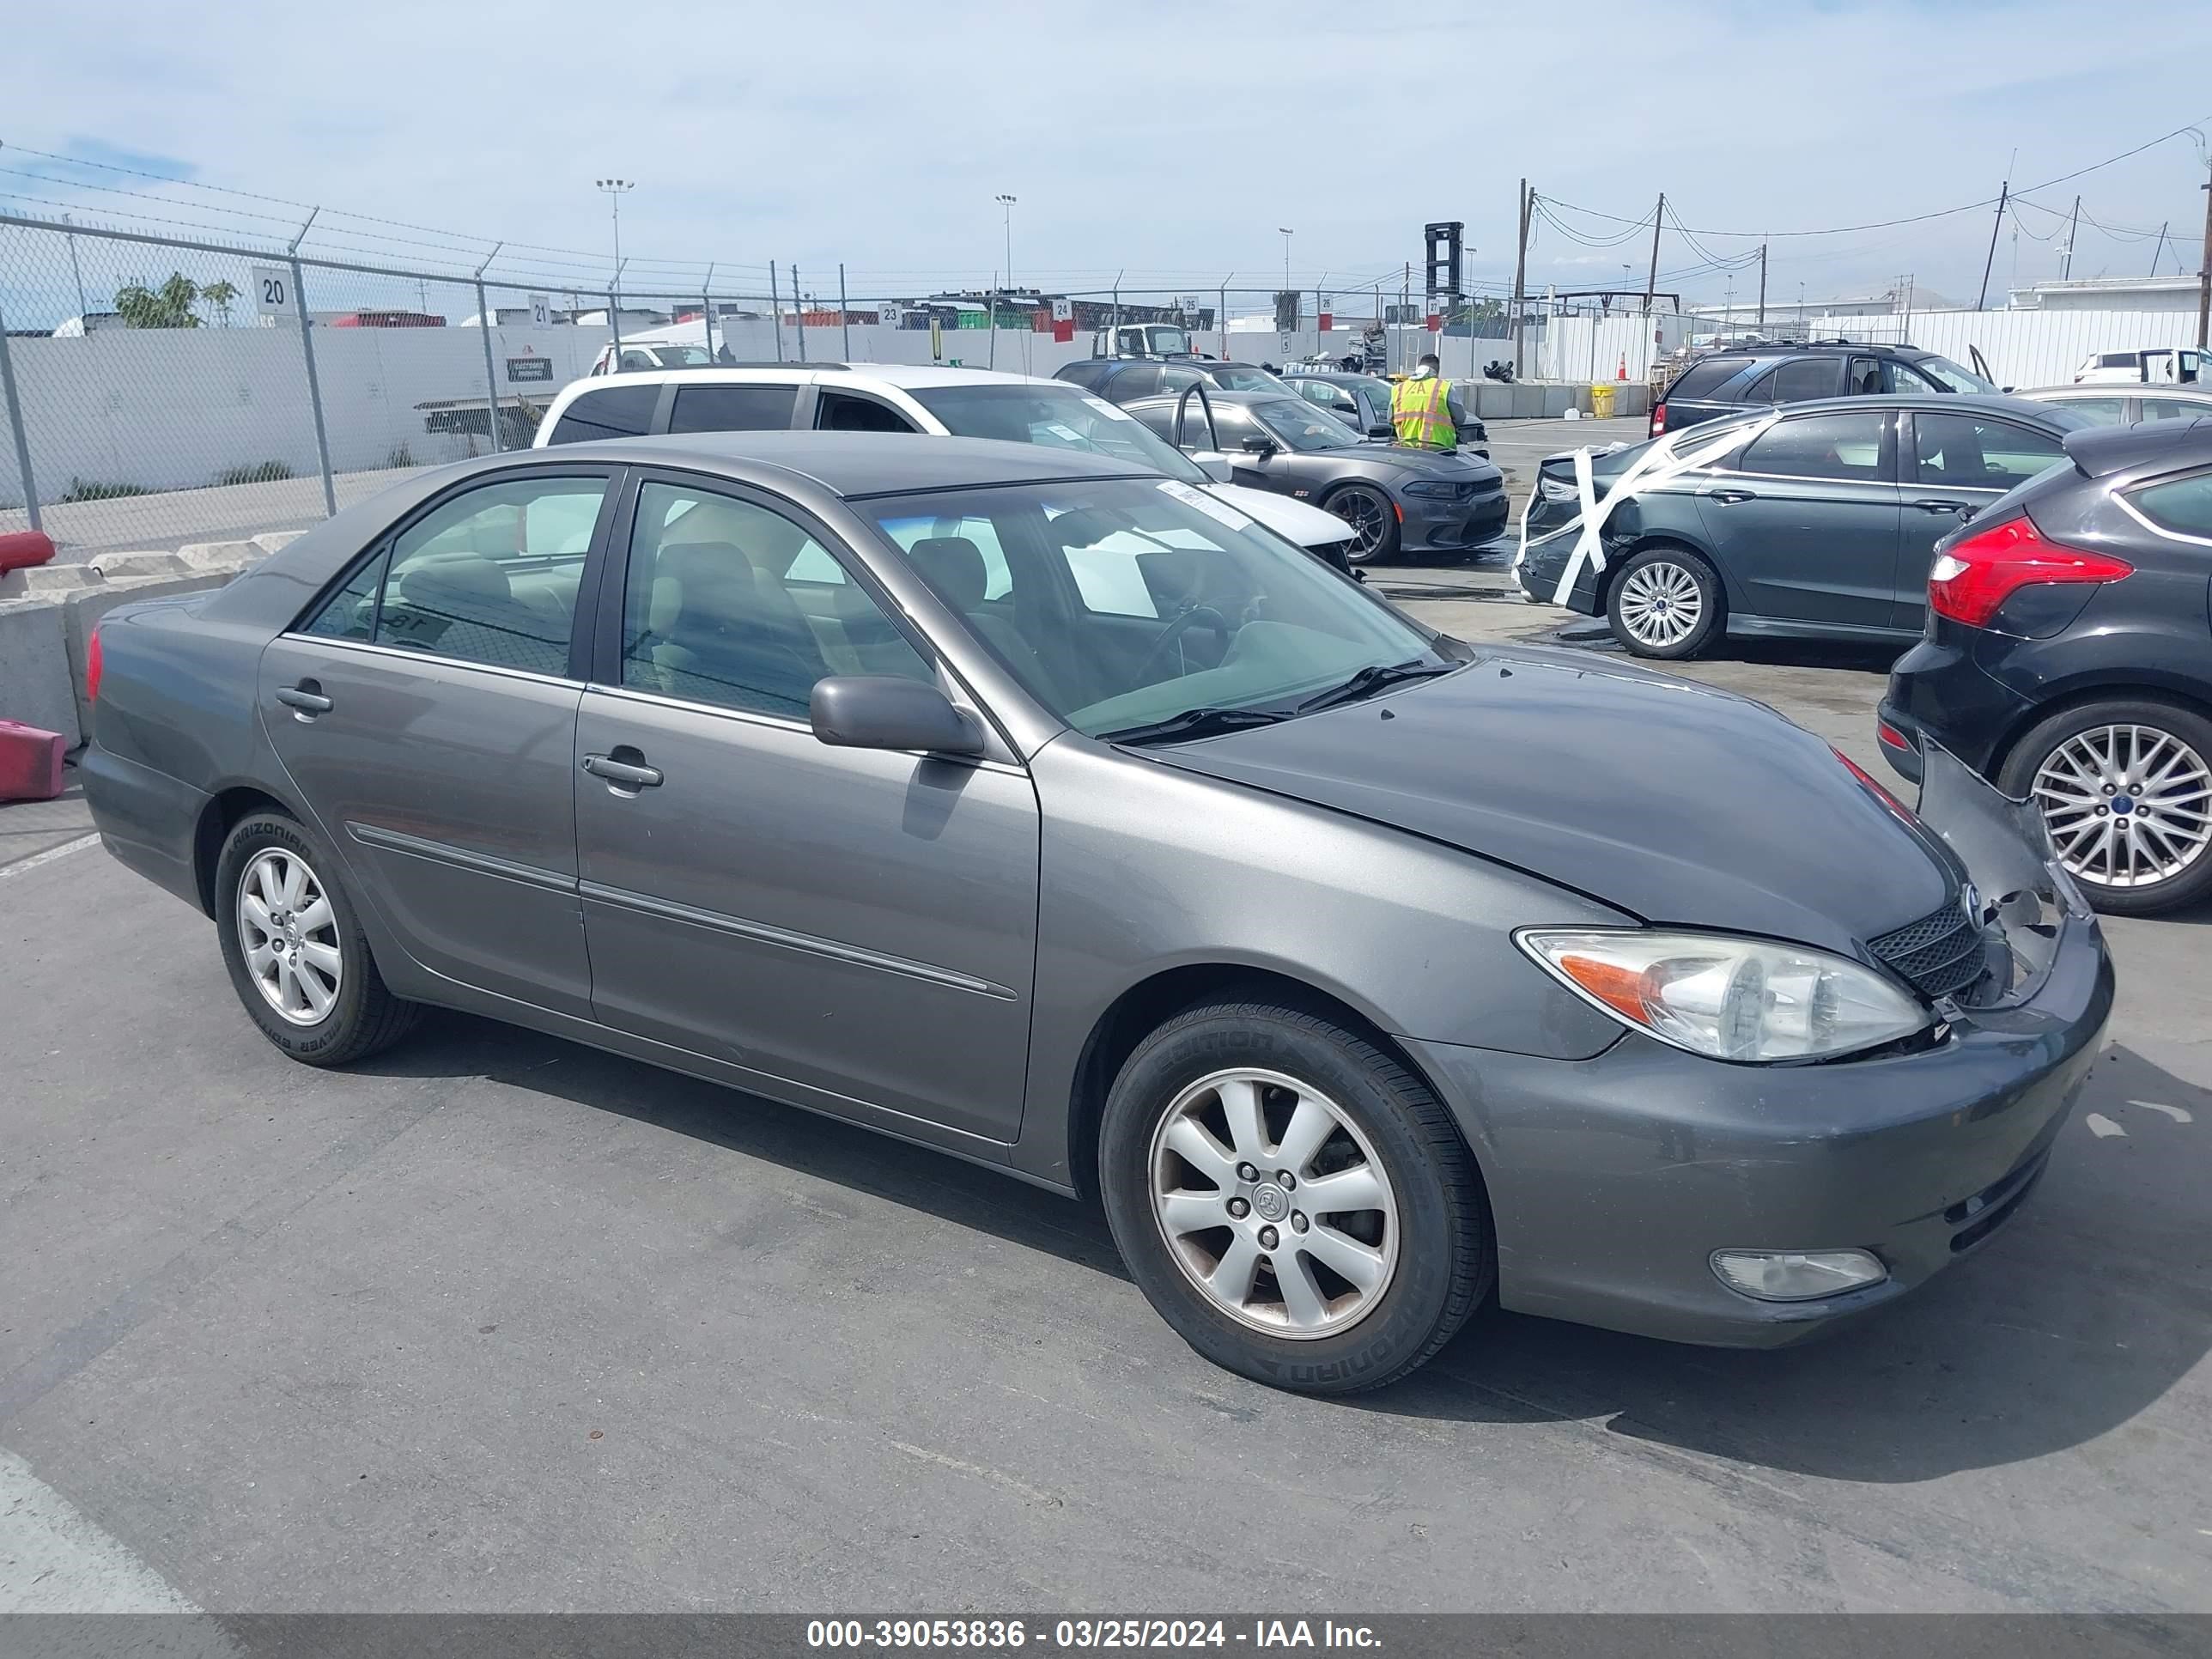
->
[[1329, 488, 1392, 558], [1615, 560, 1704, 649], [2033, 724, 2212, 890], [237, 848, 343, 1025], [1147, 1067, 1400, 1339]]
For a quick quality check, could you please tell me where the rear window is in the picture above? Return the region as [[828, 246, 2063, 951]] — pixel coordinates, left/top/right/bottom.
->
[[1662, 359, 1747, 401], [547, 384, 659, 444], [667, 383, 797, 433]]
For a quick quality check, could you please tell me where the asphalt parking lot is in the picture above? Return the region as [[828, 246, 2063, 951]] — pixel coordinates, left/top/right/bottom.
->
[[3, 478, 2208, 1616]]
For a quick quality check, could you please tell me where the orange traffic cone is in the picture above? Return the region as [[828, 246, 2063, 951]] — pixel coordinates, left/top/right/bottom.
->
[[1616, 354, 1628, 381]]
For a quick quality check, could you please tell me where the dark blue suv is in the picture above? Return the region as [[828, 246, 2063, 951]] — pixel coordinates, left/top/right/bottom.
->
[[1652, 341, 1999, 441]]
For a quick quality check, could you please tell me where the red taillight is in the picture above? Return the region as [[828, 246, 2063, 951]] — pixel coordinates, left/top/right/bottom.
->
[[1650, 401, 1668, 436], [1927, 515, 2132, 629], [85, 623, 104, 703], [1877, 720, 1911, 751]]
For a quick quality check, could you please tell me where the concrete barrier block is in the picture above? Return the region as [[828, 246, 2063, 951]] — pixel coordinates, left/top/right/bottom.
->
[[89, 551, 188, 580], [1509, 384, 1546, 420], [60, 570, 234, 739], [0, 599, 82, 748], [252, 530, 307, 557], [176, 539, 262, 570], [0, 563, 99, 599], [1540, 385, 1575, 418]]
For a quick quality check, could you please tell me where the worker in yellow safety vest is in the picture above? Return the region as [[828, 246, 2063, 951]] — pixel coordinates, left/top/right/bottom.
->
[[1389, 353, 1457, 451]]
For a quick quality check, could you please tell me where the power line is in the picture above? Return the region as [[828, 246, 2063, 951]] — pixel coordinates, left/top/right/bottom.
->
[[1540, 117, 2211, 239]]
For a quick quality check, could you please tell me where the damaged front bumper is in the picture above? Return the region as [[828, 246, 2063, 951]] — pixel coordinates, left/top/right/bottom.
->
[[1407, 746, 2115, 1348]]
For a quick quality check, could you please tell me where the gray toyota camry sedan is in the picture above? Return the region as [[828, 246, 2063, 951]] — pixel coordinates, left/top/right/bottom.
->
[[82, 433, 2114, 1395]]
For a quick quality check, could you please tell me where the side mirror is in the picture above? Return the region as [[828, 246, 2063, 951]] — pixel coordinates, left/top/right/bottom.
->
[[810, 677, 983, 757], [1240, 434, 1277, 456], [1367, 423, 1395, 441]]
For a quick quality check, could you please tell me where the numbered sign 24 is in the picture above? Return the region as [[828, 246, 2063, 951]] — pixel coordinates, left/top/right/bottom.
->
[[251, 266, 298, 319]]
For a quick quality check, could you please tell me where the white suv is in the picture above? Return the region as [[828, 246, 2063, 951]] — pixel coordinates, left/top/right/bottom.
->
[[533, 362, 1360, 568]]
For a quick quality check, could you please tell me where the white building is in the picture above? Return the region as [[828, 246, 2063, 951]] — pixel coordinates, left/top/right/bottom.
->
[[2007, 275, 2207, 313]]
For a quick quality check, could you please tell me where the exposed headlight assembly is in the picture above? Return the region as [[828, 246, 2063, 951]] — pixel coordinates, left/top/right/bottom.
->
[[1536, 474, 1580, 501], [1516, 929, 1929, 1063], [1400, 478, 1460, 499]]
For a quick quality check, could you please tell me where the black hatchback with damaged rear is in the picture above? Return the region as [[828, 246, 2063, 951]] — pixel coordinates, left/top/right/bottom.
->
[[1881, 417, 2212, 916]]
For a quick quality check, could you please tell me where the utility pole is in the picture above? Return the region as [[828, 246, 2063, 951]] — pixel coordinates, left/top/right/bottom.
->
[[1643, 192, 1664, 314], [2059, 195, 2081, 283], [1510, 179, 1530, 378], [2197, 173, 2211, 349], [1977, 179, 2008, 310], [1756, 242, 1767, 330], [2148, 222, 2168, 276]]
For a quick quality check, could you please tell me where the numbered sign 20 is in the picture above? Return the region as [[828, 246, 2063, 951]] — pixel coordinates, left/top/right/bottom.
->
[[251, 265, 298, 319]]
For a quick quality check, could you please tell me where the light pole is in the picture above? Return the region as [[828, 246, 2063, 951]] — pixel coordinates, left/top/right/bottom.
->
[[1279, 227, 1294, 290], [596, 179, 634, 344], [995, 193, 1017, 296]]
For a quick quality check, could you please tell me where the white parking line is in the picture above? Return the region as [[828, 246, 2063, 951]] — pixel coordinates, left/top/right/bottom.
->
[[0, 833, 100, 883], [0, 1445, 198, 1613]]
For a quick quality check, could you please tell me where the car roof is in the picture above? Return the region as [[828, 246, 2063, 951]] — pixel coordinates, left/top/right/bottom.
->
[[2063, 418, 2212, 479], [1121, 388, 1291, 410], [2017, 384, 2212, 401], [566, 362, 1064, 392], [1700, 341, 1934, 360], [1282, 371, 1376, 386], [532, 430, 1150, 497]]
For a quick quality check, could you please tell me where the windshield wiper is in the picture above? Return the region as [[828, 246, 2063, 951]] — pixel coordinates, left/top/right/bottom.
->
[[1101, 706, 1288, 745], [1293, 659, 1457, 714]]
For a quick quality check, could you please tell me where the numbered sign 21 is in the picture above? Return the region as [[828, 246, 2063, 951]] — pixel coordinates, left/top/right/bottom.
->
[[251, 266, 298, 319]]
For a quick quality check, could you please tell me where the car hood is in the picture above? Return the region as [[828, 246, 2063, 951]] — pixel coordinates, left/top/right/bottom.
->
[[1145, 644, 1960, 958], [1347, 446, 1505, 488], [1211, 483, 1355, 548]]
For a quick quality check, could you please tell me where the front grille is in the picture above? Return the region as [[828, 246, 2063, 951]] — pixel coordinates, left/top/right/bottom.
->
[[1868, 897, 1988, 1000]]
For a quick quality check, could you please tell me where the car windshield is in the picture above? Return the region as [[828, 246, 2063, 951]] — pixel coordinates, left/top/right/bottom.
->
[[1140, 326, 1192, 356], [1253, 398, 1359, 451], [1212, 365, 1290, 392], [910, 385, 1212, 487], [865, 477, 1447, 739], [1911, 354, 1996, 394]]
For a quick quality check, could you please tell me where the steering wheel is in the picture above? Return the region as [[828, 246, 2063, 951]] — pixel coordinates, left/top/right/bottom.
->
[[1133, 605, 1233, 686]]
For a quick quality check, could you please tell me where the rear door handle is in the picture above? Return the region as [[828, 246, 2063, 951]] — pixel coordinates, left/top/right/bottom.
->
[[581, 751, 664, 791], [1913, 499, 1969, 514], [1705, 488, 1755, 505], [276, 683, 333, 716]]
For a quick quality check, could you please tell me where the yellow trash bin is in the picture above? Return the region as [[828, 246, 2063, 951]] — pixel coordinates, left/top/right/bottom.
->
[[1589, 384, 1616, 418]]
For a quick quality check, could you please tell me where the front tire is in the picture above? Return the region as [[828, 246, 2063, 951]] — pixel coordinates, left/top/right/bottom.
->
[[1327, 484, 1401, 565], [214, 811, 422, 1065], [1099, 1000, 1492, 1395], [1606, 544, 1723, 659], [1997, 700, 2212, 917]]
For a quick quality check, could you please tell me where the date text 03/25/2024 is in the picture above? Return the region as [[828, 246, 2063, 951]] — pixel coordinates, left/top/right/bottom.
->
[[805, 1620, 1383, 1650]]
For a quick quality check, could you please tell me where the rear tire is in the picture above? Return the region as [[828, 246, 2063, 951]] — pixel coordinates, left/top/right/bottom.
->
[[1099, 1000, 1492, 1395], [214, 811, 422, 1065], [1606, 544, 1724, 659], [1997, 699, 2212, 917]]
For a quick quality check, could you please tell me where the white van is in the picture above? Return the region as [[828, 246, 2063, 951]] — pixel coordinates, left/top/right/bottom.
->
[[2072, 347, 2205, 386]]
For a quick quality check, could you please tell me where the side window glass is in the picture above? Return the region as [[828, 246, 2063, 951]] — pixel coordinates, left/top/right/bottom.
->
[[547, 385, 659, 444], [372, 477, 605, 673], [2128, 471, 2212, 538], [1112, 364, 1163, 400], [300, 552, 385, 640], [621, 482, 929, 717], [2057, 398, 2130, 424], [1913, 415, 2063, 487], [816, 393, 919, 434], [2142, 398, 2206, 423], [669, 384, 799, 432], [1771, 358, 1843, 403], [1885, 360, 1940, 392], [1737, 412, 1886, 483], [1741, 368, 1778, 404]]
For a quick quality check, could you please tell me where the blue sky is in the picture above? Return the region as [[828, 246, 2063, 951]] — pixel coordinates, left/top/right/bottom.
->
[[4, 0, 2208, 311]]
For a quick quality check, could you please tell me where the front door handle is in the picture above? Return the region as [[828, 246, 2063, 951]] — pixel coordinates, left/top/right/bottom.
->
[[276, 683, 333, 717], [1705, 487, 1756, 505], [581, 750, 664, 791], [1912, 498, 1970, 515]]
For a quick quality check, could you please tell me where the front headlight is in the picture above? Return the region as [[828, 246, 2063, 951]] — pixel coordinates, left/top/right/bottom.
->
[[1516, 928, 1929, 1063], [1400, 478, 1459, 499], [1537, 473, 1579, 502]]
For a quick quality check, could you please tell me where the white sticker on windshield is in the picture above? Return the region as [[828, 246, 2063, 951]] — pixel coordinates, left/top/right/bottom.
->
[[1083, 396, 1137, 422], [1158, 479, 1252, 531], [1042, 422, 1085, 442]]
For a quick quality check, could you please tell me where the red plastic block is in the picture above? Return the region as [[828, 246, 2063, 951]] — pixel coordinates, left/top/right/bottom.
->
[[0, 720, 67, 802], [0, 531, 56, 574]]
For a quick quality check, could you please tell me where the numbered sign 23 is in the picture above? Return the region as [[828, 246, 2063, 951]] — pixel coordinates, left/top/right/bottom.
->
[[252, 266, 298, 319]]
